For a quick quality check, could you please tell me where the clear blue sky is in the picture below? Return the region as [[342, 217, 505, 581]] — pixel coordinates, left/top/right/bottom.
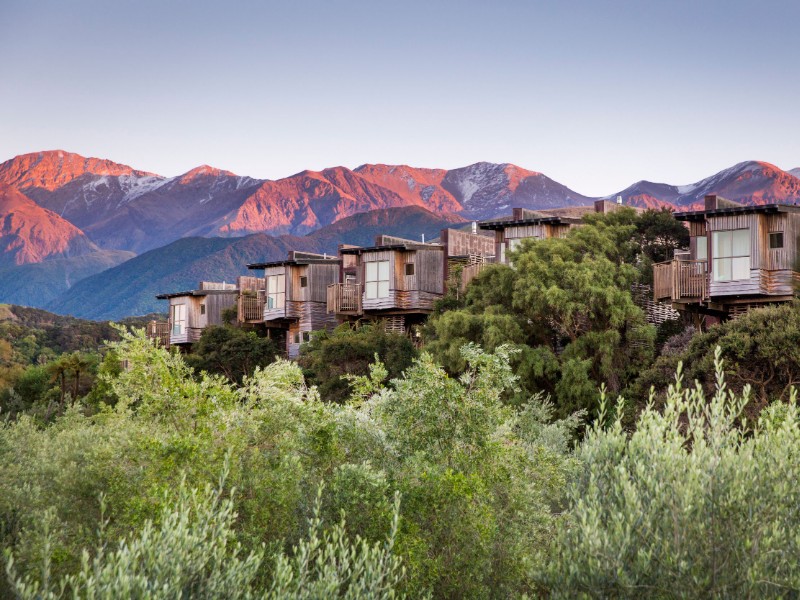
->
[[1, 0, 798, 196]]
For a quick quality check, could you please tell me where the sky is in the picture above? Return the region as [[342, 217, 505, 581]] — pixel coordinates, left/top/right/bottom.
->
[[1, 0, 799, 196]]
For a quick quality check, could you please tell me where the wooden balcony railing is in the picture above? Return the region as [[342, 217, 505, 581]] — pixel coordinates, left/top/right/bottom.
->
[[653, 259, 708, 302], [238, 292, 265, 323], [327, 283, 363, 314], [146, 320, 170, 348]]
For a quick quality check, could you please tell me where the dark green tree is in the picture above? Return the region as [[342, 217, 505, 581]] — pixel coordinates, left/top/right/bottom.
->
[[185, 325, 279, 384], [298, 323, 418, 404], [426, 211, 656, 416]]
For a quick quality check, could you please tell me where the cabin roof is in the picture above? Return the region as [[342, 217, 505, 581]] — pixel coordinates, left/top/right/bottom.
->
[[478, 215, 583, 230], [247, 257, 340, 270], [339, 242, 444, 255], [674, 203, 800, 222], [155, 289, 238, 300]]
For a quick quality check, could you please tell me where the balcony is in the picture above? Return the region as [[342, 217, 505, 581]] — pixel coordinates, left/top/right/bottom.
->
[[238, 292, 265, 323], [653, 259, 708, 302], [146, 320, 170, 348], [327, 283, 363, 315]]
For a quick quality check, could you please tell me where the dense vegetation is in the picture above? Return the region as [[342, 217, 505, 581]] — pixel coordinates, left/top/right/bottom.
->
[[2, 208, 800, 597]]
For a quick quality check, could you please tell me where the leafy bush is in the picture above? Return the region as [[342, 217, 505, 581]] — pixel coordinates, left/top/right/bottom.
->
[[630, 302, 800, 417], [0, 328, 578, 598], [539, 348, 800, 597], [426, 211, 656, 416], [185, 325, 279, 384], [298, 324, 418, 404]]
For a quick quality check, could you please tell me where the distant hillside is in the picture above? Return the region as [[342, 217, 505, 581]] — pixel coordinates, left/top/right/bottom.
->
[[50, 206, 461, 319], [0, 250, 134, 307]]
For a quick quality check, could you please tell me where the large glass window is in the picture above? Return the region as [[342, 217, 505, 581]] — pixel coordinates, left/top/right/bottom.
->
[[365, 260, 390, 299], [712, 229, 750, 281], [266, 274, 285, 309], [695, 235, 707, 261], [171, 303, 186, 335]]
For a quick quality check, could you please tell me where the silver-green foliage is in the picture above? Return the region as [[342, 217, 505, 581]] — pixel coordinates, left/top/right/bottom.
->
[[8, 473, 263, 599], [542, 347, 800, 598], [8, 478, 407, 599]]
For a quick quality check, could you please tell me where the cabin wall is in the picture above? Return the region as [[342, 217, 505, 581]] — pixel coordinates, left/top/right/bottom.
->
[[705, 212, 798, 297], [168, 296, 203, 345], [416, 249, 444, 293], [289, 265, 308, 302], [358, 248, 443, 312], [706, 213, 761, 297], [203, 293, 237, 327], [442, 229, 495, 257], [361, 249, 396, 311], [309, 263, 340, 302]]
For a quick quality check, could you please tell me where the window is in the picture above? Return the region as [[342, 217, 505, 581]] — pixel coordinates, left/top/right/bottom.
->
[[266, 274, 285, 309], [769, 232, 784, 249], [293, 332, 300, 344], [712, 229, 750, 281], [300, 276, 308, 288], [171, 303, 186, 335], [302, 331, 310, 342], [200, 304, 206, 315], [365, 260, 390, 299], [695, 235, 707, 261], [404, 263, 414, 276]]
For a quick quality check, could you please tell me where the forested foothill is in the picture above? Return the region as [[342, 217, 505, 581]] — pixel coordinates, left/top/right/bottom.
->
[[2, 208, 800, 597]]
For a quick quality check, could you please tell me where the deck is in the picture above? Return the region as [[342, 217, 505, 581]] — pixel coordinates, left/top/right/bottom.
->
[[146, 320, 171, 348], [238, 292, 266, 323], [327, 283, 363, 315], [653, 259, 708, 302]]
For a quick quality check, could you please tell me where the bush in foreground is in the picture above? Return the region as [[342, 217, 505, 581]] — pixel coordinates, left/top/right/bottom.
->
[[540, 348, 800, 597]]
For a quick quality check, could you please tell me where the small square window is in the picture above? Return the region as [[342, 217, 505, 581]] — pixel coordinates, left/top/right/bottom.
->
[[405, 263, 414, 276], [200, 304, 206, 315], [293, 333, 301, 344], [769, 232, 784, 249], [302, 331, 310, 342], [300, 276, 308, 288]]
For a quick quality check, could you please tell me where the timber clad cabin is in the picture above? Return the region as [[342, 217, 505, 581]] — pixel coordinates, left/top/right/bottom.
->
[[328, 236, 445, 333], [246, 251, 340, 358], [479, 200, 631, 264], [653, 195, 800, 319], [327, 228, 496, 334], [153, 282, 239, 348], [439, 226, 496, 291]]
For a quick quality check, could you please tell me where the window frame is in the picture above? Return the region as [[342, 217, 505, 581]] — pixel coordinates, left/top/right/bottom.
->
[[695, 235, 708, 261], [171, 303, 186, 335], [712, 229, 750, 282], [364, 259, 390, 299], [299, 275, 308, 288], [404, 262, 414, 276], [266, 273, 286, 309], [769, 231, 784, 250]]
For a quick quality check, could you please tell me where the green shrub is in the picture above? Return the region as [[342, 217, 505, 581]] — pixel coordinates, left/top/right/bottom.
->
[[540, 348, 800, 598]]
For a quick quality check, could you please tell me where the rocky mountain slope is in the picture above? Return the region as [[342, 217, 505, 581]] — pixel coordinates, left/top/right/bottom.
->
[[613, 161, 800, 209], [0, 151, 596, 252], [0, 184, 101, 266]]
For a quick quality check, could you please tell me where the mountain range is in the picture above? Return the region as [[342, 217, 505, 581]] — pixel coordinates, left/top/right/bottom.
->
[[1, 149, 799, 319]]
